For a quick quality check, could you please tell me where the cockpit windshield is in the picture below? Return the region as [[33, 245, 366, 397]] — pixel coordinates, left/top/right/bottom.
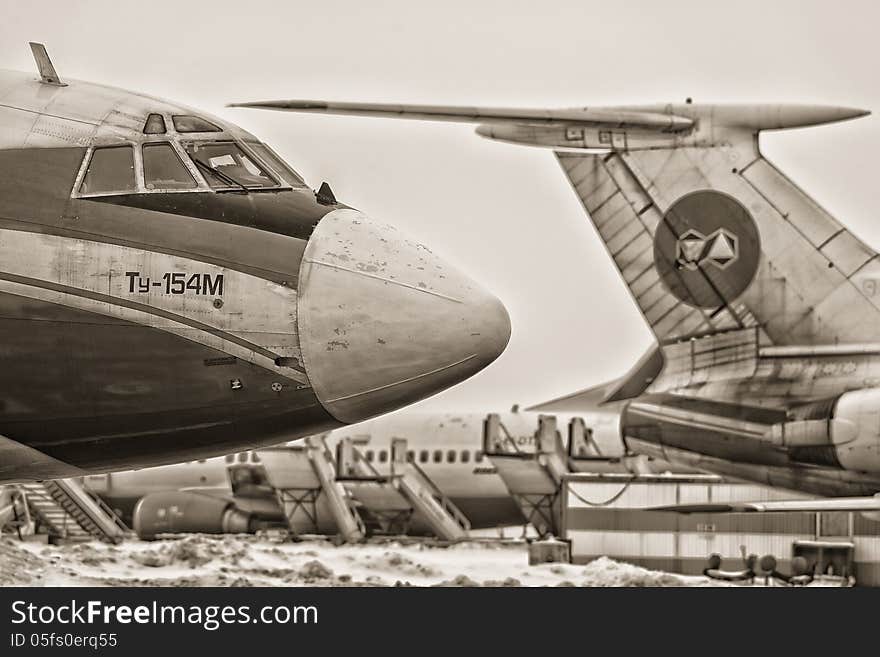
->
[[245, 142, 307, 187], [74, 124, 309, 198], [184, 141, 279, 190]]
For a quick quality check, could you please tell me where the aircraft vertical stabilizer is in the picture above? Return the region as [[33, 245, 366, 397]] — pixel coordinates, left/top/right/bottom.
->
[[551, 105, 877, 346]]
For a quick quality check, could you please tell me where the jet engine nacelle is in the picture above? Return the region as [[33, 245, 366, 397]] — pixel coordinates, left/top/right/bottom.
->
[[827, 388, 880, 474], [776, 388, 880, 473], [132, 491, 253, 540]]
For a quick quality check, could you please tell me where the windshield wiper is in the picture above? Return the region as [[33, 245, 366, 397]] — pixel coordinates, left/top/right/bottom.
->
[[191, 157, 250, 194]]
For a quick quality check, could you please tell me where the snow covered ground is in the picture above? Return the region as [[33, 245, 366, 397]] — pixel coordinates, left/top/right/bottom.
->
[[1, 535, 725, 587]]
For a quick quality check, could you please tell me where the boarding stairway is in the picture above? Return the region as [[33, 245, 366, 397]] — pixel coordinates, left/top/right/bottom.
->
[[389, 438, 471, 540], [484, 412, 688, 535], [14, 480, 127, 544], [336, 438, 471, 541], [483, 414, 570, 536], [256, 436, 366, 542], [334, 439, 413, 535]]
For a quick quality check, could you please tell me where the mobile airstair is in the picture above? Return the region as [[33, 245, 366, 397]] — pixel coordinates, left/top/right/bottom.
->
[[336, 437, 471, 541], [14, 480, 127, 544], [256, 436, 366, 542], [334, 439, 413, 535], [483, 413, 570, 536], [486, 413, 684, 535]]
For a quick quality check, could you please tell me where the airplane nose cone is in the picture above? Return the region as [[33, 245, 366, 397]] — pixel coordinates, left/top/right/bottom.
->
[[297, 209, 510, 423]]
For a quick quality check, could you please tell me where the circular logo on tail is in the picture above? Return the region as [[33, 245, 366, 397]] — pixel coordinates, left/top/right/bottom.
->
[[653, 191, 760, 309]]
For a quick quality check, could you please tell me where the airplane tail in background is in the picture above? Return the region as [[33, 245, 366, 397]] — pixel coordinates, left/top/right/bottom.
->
[[232, 98, 877, 346], [551, 108, 879, 346]]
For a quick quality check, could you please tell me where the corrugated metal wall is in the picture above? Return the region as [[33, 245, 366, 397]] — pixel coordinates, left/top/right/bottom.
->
[[562, 475, 880, 585]]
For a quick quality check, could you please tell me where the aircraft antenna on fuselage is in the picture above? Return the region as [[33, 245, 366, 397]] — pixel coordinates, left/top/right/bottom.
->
[[29, 42, 66, 87]]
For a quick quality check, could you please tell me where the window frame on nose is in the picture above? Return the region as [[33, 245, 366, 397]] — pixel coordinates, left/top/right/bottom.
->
[[70, 112, 301, 198]]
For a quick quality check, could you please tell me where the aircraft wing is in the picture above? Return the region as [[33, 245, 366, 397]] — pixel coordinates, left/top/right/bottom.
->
[[526, 378, 621, 413], [528, 343, 664, 412], [651, 496, 880, 514], [227, 99, 695, 132]]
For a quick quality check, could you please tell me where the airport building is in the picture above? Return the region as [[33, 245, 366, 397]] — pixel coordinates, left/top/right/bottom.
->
[[560, 474, 880, 586]]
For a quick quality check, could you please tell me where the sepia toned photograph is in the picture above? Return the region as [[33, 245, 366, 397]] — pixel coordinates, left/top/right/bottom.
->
[[1, 2, 879, 625]]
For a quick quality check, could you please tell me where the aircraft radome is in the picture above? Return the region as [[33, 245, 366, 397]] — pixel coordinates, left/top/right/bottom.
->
[[0, 45, 510, 484], [233, 94, 880, 514]]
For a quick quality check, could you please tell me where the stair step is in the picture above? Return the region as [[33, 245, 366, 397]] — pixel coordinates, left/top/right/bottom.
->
[[20, 480, 126, 543]]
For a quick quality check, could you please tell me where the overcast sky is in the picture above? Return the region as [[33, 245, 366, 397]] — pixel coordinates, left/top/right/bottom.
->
[[2, 1, 879, 411]]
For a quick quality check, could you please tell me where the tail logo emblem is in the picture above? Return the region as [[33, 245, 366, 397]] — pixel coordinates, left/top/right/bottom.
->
[[675, 228, 738, 271], [654, 190, 760, 309]]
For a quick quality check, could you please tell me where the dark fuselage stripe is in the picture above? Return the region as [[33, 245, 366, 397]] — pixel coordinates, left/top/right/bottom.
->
[[627, 405, 768, 439], [636, 393, 786, 424], [0, 214, 298, 286]]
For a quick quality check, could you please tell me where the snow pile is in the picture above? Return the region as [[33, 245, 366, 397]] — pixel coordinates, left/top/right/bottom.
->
[[580, 556, 718, 587], [2, 535, 723, 587], [131, 536, 247, 569], [364, 551, 441, 579], [0, 538, 46, 585]]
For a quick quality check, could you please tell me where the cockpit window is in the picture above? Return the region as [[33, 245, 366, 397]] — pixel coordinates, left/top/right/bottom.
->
[[80, 145, 135, 195], [143, 143, 197, 190], [173, 115, 222, 133], [143, 113, 167, 135], [184, 141, 279, 189], [246, 142, 307, 187]]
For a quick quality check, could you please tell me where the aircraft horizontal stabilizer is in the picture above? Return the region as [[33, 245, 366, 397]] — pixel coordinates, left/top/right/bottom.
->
[[229, 99, 869, 149], [650, 496, 880, 514], [228, 99, 695, 132]]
